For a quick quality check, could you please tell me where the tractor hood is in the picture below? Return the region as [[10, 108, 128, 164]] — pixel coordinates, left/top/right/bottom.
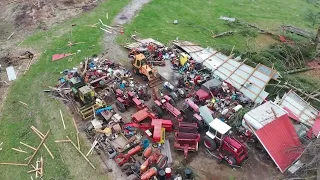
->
[[199, 106, 214, 124]]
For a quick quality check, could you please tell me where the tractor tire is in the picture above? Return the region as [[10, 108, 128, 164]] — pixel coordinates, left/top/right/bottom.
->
[[192, 116, 203, 130], [169, 98, 176, 105], [157, 156, 168, 169], [121, 163, 132, 171], [152, 105, 164, 118], [203, 135, 217, 151], [169, 92, 179, 102], [227, 156, 237, 166], [116, 101, 126, 113]]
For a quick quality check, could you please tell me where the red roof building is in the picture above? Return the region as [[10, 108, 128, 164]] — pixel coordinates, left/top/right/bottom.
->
[[255, 114, 304, 172]]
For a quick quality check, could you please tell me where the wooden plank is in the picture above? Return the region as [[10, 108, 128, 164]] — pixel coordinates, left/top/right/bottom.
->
[[55, 139, 71, 143], [59, 109, 66, 129], [20, 142, 36, 151], [66, 136, 96, 169], [30, 127, 54, 159], [28, 130, 50, 164], [12, 148, 27, 153], [0, 163, 28, 166], [72, 118, 80, 150]]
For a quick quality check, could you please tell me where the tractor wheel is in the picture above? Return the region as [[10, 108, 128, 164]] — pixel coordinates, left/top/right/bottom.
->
[[169, 98, 176, 105], [152, 105, 164, 118], [192, 117, 203, 130], [227, 156, 237, 166], [169, 92, 179, 102], [203, 136, 217, 151], [157, 156, 168, 169], [115, 101, 126, 113], [121, 163, 132, 171]]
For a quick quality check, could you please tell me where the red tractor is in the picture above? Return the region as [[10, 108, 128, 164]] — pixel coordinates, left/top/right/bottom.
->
[[203, 118, 248, 166], [152, 95, 183, 121], [115, 89, 145, 113], [194, 78, 222, 104]]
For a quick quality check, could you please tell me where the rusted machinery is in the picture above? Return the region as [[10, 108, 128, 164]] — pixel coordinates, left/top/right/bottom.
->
[[115, 89, 145, 113], [114, 145, 142, 166], [174, 122, 200, 159]]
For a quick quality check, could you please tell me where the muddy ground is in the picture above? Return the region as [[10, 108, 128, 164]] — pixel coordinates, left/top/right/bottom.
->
[[0, 0, 284, 179], [0, 0, 100, 110]]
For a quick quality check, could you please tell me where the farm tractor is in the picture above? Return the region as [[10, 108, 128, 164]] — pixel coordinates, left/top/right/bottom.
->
[[115, 89, 145, 113], [203, 117, 248, 166], [152, 93, 183, 121], [132, 53, 162, 88], [68, 76, 95, 105]]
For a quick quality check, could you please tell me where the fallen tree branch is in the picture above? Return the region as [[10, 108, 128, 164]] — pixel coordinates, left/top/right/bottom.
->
[[267, 84, 320, 103], [212, 31, 236, 38]]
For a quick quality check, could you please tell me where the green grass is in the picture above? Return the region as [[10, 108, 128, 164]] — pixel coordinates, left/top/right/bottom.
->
[[0, 0, 129, 179], [118, 0, 319, 51]]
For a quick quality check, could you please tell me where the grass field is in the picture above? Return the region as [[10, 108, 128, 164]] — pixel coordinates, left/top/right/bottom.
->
[[0, 0, 129, 179], [118, 0, 319, 51]]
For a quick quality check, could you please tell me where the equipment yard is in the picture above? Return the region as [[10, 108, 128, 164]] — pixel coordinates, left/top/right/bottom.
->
[[0, 0, 320, 180]]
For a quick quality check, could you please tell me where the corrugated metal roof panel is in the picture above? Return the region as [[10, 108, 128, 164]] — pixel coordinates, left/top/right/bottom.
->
[[279, 90, 319, 126], [255, 114, 303, 172], [173, 40, 278, 104]]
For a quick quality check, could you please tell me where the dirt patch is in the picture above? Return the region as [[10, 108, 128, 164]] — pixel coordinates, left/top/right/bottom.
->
[[0, 0, 99, 116]]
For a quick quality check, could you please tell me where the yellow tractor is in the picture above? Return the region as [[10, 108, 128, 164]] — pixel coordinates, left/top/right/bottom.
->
[[132, 54, 162, 87]]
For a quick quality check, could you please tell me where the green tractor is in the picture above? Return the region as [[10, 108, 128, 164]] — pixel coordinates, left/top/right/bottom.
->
[[68, 77, 95, 105]]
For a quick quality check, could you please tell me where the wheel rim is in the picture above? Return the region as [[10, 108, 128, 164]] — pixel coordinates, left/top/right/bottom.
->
[[204, 140, 211, 148]]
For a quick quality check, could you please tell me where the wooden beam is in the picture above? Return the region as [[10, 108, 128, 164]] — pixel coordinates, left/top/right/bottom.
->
[[55, 139, 71, 143], [0, 163, 28, 166], [59, 109, 66, 129], [72, 118, 80, 150], [30, 127, 54, 159], [12, 148, 27, 153], [20, 142, 36, 151], [66, 136, 96, 169], [28, 130, 50, 164]]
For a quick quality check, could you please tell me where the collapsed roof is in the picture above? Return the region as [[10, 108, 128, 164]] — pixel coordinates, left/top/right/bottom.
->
[[173, 41, 280, 104]]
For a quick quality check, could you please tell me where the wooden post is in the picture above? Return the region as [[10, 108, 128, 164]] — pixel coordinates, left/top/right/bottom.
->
[[0, 163, 28, 166], [28, 130, 50, 164], [59, 109, 66, 129], [30, 127, 54, 159], [66, 136, 96, 169], [72, 118, 80, 150], [20, 142, 36, 151]]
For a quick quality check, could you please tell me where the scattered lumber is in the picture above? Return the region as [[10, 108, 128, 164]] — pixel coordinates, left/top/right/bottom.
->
[[30, 126, 54, 159], [0, 162, 28, 166], [281, 25, 315, 38], [12, 148, 27, 153], [20, 142, 36, 151], [7, 32, 15, 41], [55, 139, 71, 143], [212, 31, 236, 38], [59, 109, 66, 129], [66, 136, 96, 169], [72, 118, 80, 150], [28, 130, 50, 164]]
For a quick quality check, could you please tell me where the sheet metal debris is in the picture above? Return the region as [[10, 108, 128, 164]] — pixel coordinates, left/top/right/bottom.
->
[[6, 66, 17, 81]]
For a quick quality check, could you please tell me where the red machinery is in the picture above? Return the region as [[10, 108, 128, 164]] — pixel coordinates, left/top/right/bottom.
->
[[152, 95, 183, 121], [194, 78, 222, 104], [114, 145, 142, 166], [204, 118, 248, 166], [140, 147, 168, 179], [174, 122, 200, 159], [115, 89, 145, 112]]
